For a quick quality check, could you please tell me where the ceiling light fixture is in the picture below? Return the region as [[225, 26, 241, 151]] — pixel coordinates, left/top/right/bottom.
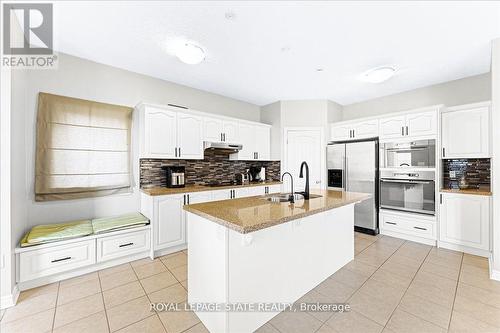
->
[[176, 42, 205, 65], [359, 66, 396, 83]]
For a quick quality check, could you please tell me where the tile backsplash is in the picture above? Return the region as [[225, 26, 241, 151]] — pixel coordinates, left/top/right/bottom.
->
[[442, 158, 491, 190], [140, 149, 281, 188]]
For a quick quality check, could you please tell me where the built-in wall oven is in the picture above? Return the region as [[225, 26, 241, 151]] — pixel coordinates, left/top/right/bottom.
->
[[380, 170, 435, 215], [381, 139, 435, 168]]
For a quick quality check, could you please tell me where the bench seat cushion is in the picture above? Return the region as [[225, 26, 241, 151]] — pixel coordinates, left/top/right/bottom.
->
[[91, 212, 149, 234], [21, 220, 93, 247]]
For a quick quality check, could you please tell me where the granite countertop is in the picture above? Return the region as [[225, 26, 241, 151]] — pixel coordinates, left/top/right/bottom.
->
[[440, 188, 492, 196], [141, 181, 283, 196], [183, 190, 370, 234]]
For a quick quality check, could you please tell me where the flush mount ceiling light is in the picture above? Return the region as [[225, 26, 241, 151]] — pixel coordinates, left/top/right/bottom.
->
[[175, 42, 205, 65], [359, 66, 397, 83]]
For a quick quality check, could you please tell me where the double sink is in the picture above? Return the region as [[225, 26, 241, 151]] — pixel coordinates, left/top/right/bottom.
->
[[263, 193, 322, 203]]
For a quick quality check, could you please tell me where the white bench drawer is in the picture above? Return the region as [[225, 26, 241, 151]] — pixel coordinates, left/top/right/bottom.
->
[[96, 229, 150, 262], [19, 239, 96, 282]]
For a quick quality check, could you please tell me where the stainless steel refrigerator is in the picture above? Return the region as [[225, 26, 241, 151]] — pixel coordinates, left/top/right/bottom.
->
[[327, 139, 379, 234]]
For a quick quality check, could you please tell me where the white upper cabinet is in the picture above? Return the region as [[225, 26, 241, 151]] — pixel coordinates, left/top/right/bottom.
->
[[255, 125, 271, 160], [222, 120, 239, 143], [143, 107, 177, 158], [330, 119, 379, 142], [203, 117, 239, 143], [177, 112, 203, 159], [330, 123, 352, 141], [379, 108, 438, 140], [378, 115, 406, 139], [406, 111, 437, 137], [234, 122, 270, 160], [138, 103, 270, 160], [203, 117, 223, 142], [353, 120, 379, 139], [237, 122, 256, 160], [441, 103, 490, 158]]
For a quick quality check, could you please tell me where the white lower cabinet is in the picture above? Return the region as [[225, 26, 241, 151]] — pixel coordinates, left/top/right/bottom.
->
[[155, 194, 185, 251], [439, 193, 490, 254], [379, 209, 436, 245], [141, 184, 282, 254]]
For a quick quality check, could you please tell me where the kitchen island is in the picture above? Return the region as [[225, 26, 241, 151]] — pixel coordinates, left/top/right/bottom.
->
[[183, 190, 370, 333]]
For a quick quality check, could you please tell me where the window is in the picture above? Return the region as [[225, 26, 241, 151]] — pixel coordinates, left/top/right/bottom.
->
[[35, 92, 133, 201]]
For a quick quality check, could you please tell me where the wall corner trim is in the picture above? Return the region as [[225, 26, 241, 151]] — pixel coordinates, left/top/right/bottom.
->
[[0, 284, 19, 309]]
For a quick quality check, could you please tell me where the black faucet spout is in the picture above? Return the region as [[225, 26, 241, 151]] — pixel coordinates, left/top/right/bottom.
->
[[281, 172, 294, 203], [299, 161, 310, 200]]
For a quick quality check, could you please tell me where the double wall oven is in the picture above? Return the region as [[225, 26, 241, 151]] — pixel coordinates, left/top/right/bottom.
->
[[379, 139, 436, 216]]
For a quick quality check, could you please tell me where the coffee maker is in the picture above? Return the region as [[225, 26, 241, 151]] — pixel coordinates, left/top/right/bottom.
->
[[248, 166, 263, 182], [163, 166, 185, 188]]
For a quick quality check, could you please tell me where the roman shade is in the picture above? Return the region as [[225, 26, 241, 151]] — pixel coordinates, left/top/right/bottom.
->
[[35, 93, 133, 201]]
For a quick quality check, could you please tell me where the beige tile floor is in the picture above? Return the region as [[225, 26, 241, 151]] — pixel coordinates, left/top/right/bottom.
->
[[2, 233, 500, 333]]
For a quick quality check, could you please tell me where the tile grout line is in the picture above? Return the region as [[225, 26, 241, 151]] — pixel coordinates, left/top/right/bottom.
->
[[381, 244, 444, 331], [313, 235, 405, 333], [447, 253, 463, 332], [97, 271, 112, 333], [50, 282, 61, 332]]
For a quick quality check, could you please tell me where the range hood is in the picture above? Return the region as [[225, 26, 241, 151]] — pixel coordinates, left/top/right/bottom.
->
[[203, 141, 242, 153]]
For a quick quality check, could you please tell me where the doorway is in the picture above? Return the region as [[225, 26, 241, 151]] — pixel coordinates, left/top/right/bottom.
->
[[283, 127, 324, 192]]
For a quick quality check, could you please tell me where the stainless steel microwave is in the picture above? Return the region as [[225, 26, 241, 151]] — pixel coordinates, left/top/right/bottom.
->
[[381, 139, 436, 168]]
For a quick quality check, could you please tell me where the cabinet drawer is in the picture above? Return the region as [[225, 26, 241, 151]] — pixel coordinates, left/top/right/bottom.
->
[[380, 211, 435, 239], [19, 239, 96, 282], [97, 229, 150, 263]]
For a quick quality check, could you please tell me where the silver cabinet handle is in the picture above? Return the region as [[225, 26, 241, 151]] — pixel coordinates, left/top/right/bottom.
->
[[386, 221, 397, 225], [442, 148, 445, 157], [414, 226, 427, 231], [175, 147, 177, 157], [401, 127, 404, 136], [406, 126, 409, 136], [51, 256, 72, 263], [187, 194, 190, 204], [183, 194, 186, 205], [178, 147, 181, 157], [119, 242, 134, 248]]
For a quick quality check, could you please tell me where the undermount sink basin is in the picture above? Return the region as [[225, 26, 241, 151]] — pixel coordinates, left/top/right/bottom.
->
[[262, 193, 323, 203]]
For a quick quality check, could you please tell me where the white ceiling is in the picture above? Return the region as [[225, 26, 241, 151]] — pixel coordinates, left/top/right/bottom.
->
[[52, 1, 500, 106]]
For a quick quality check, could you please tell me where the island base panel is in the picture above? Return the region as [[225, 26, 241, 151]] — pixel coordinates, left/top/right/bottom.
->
[[187, 204, 355, 333]]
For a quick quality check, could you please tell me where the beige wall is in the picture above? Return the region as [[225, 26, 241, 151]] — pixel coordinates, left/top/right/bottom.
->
[[260, 101, 282, 161], [342, 73, 491, 120], [12, 52, 261, 231]]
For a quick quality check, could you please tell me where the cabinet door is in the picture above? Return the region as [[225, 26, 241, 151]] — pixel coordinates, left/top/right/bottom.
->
[[379, 116, 405, 139], [203, 117, 223, 142], [223, 120, 239, 143], [238, 122, 256, 160], [255, 125, 270, 160], [407, 110, 437, 137], [144, 107, 177, 158], [234, 188, 250, 198], [440, 193, 490, 251], [353, 119, 379, 139], [177, 112, 203, 159], [268, 185, 282, 194], [155, 195, 185, 250], [330, 123, 351, 141], [442, 107, 490, 158], [187, 192, 213, 204], [211, 189, 232, 201]]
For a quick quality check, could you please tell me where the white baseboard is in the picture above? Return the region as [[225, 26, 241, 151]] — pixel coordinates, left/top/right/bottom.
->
[[488, 256, 500, 281], [154, 244, 187, 258], [18, 251, 150, 291], [438, 241, 490, 258], [1, 285, 19, 309], [380, 229, 437, 246]]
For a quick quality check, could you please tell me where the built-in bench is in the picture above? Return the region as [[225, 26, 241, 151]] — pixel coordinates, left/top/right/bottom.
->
[[15, 213, 153, 291]]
